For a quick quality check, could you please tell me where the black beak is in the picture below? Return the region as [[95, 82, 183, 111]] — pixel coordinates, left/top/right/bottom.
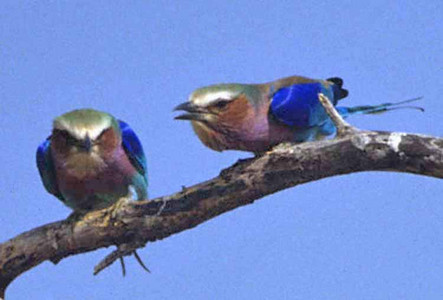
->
[[174, 102, 196, 112], [79, 135, 93, 152], [174, 102, 209, 122]]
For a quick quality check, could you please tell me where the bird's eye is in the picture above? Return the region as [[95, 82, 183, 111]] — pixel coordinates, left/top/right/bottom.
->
[[213, 100, 230, 110], [55, 130, 76, 145]]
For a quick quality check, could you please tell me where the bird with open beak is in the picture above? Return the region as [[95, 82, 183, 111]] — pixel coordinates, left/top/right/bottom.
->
[[175, 75, 422, 153]]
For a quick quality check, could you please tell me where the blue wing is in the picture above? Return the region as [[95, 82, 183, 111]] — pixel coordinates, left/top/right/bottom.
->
[[36, 138, 64, 202], [270, 82, 336, 128], [119, 120, 148, 180]]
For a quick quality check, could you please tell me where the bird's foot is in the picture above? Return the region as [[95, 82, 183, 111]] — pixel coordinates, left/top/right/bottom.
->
[[109, 196, 133, 219], [109, 185, 139, 219], [66, 210, 86, 222], [65, 210, 88, 235]]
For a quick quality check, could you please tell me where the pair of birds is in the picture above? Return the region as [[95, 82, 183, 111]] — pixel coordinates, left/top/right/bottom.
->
[[37, 74, 422, 212], [37, 75, 421, 270]]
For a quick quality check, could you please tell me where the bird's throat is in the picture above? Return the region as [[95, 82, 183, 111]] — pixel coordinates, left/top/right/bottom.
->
[[191, 121, 226, 151], [64, 152, 106, 178]]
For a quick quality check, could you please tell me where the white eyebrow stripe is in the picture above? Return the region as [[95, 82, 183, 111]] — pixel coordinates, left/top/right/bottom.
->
[[54, 119, 111, 140], [71, 126, 107, 140], [191, 91, 238, 106]]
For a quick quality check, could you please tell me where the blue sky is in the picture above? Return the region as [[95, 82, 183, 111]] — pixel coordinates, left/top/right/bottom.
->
[[1, 1, 442, 299]]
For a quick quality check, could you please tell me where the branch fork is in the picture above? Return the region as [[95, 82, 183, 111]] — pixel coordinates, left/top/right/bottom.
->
[[317, 93, 360, 137]]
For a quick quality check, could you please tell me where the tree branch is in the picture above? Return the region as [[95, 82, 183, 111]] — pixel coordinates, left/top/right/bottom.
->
[[318, 93, 358, 136], [0, 96, 441, 298]]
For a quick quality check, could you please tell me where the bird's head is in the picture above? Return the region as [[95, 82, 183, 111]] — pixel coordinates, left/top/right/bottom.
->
[[174, 84, 266, 151], [51, 109, 121, 171]]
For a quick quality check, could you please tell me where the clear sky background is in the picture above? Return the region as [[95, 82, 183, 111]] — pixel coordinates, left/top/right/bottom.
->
[[1, 1, 442, 299]]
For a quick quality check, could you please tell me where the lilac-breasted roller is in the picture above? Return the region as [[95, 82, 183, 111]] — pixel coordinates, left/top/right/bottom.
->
[[174, 75, 422, 153], [37, 109, 148, 212], [36, 109, 149, 274]]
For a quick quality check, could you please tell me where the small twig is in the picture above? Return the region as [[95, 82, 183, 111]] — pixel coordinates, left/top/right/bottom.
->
[[94, 247, 128, 276], [133, 251, 151, 273], [318, 93, 359, 137], [93, 243, 149, 276], [119, 257, 126, 277]]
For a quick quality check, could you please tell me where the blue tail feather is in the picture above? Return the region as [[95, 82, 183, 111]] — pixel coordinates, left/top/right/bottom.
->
[[338, 97, 424, 118], [315, 97, 424, 141]]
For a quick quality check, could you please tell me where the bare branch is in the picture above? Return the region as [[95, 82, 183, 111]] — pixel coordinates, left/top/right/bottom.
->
[[318, 93, 359, 137], [0, 102, 442, 297]]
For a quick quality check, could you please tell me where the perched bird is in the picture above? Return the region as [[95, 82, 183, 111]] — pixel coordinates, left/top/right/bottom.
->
[[175, 75, 422, 153], [36, 109, 149, 274], [37, 108, 148, 212]]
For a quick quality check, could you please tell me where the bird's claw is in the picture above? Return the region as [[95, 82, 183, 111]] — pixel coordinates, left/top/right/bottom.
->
[[110, 196, 132, 219]]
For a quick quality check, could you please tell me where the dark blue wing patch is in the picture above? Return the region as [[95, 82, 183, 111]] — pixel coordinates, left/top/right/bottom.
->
[[119, 120, 147, 178], [36, 138, 64, 201], [270, 82, 333, 128]]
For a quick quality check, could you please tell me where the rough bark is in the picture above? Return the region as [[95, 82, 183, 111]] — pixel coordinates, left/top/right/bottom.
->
[[0, 96, 441, 298]]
